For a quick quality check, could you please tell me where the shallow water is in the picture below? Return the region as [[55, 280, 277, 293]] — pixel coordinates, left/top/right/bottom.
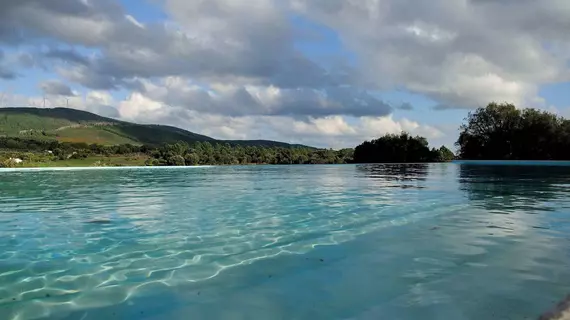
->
[[1, 164, 570, 319]]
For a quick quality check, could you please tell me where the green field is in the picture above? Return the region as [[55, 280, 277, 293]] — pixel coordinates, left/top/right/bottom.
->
[[0, 107, 214, 145], [55, 127, 139, 145], [9, 155, 149, 168]]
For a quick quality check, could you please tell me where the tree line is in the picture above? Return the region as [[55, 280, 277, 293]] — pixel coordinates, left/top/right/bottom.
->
[[0, 137, 150, 159], [457, 102, 570, 160], [145, 142, 354, 166], [353, 102, 570, 162], [0, 137, 354, 166], [2, 101, 568, 166]]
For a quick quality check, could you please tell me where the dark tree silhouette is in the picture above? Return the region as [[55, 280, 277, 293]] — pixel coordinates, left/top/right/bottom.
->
[[457, 102, 570, 160], [353, 132, 451, 163]]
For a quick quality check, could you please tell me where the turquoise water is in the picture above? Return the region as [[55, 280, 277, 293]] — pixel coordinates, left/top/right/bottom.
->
[[455, 160, 570, 166], [1, 164, 570, 319]]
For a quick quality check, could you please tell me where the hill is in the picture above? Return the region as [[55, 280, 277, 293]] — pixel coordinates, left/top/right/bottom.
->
[[0, 107, 309, 148]]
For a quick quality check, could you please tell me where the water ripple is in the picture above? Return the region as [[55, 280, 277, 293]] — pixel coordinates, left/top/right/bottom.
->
[[0, 164, 570, 319]]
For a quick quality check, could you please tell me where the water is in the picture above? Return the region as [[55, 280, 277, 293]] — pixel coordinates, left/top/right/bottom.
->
[[1, 164, 570, 319]]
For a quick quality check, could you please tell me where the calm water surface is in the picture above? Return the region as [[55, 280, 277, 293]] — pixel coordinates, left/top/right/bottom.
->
[[1, 164, 570, 319]]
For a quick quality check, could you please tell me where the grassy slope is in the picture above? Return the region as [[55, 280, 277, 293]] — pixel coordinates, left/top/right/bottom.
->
[[55, 127, 137, 145], [0, 107, 308, 148], [22, 156, 149, 167]]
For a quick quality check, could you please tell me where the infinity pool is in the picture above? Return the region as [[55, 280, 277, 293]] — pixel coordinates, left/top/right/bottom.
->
[[1, 164, 570, 319]]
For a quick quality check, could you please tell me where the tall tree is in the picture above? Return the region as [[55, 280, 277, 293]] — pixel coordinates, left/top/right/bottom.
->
[[457, 102, 568, 160]]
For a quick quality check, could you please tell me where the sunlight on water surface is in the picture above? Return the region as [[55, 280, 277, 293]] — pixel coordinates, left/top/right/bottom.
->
[[1, 164, 570, 319]]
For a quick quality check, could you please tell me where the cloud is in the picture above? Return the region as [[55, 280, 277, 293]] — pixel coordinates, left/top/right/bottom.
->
[[0, 0, 125, 46], [0, 0, 366, 116], [0, 68, 17, 80], [0, 50, 17, 79], [17, 52, 36, 68], [114, 91, 441, 148], [126, 77, 393, 118], [43, 48, 91, 65], [291, 0, 570, 109], [0, 91, 120, 118], [56, 64, 122, 90], [397, 102, 414, 110], [4, 0, 568, 112], [0, 0, 568, 147], [40, 80, 76, 96], [1, 88, 443, 148], [82, 91, 121, 118], [0, 1, 334, 85]]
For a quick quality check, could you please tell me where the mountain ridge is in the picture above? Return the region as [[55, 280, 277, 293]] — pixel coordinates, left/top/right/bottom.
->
[[0, 107, 312, 148]]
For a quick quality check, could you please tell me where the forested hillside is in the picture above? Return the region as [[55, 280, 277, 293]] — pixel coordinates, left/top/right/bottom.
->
[[0, 107, 308, 148]]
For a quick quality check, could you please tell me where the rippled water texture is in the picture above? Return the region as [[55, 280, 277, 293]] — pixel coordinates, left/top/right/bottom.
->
[[1, 164, 570, 319]]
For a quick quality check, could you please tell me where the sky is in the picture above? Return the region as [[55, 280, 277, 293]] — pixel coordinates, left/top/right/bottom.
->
[[1, 0, 569, 150]]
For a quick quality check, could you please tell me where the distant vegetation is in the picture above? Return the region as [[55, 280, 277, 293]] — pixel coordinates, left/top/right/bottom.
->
[[0, 137, 353, 167], [0, 106, 455, 167], [457, 102, 570, 160], [13, 102, 570, 167], [146, 142, 354, 166], [353, 133, 454, 163], [0, 132, 453, 168], [0, 107, 308, 148], [0, 106, 459, 167]]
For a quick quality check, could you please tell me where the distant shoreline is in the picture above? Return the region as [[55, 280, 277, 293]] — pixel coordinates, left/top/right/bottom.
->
[[454, 160, 570, 166], [5, 160, 570, 172], [0, 165, 216, 172]]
